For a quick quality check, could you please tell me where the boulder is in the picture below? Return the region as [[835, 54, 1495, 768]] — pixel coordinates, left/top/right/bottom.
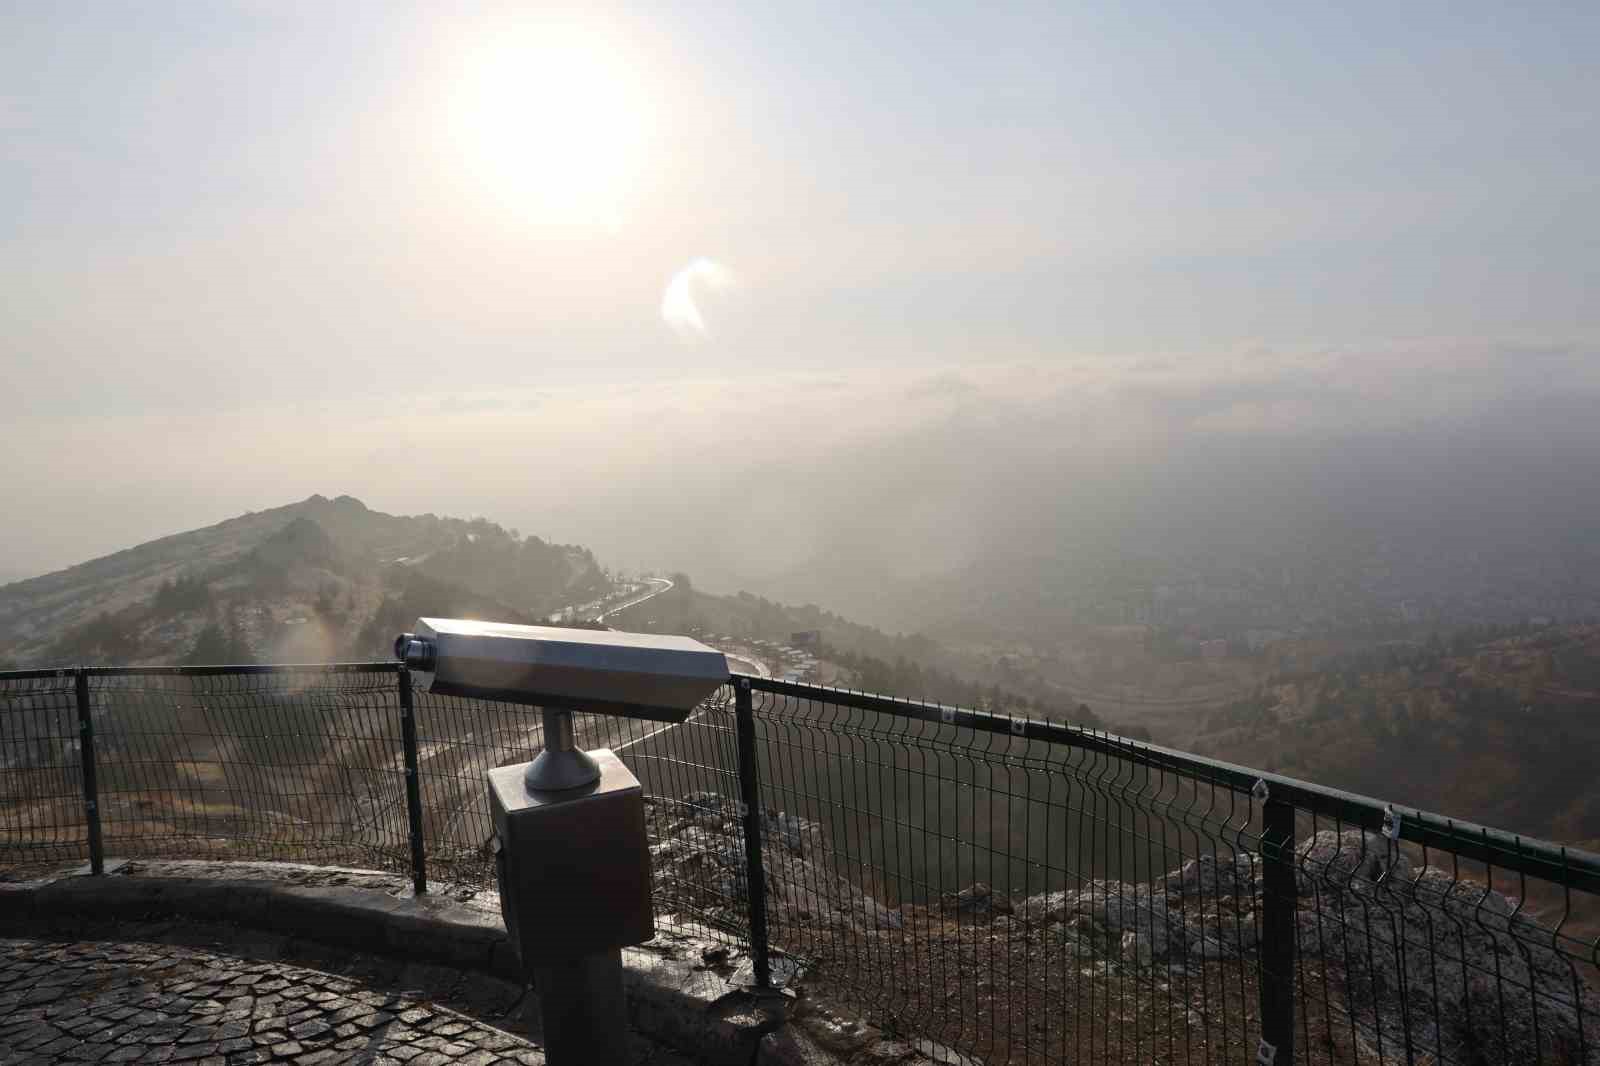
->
[[1291, 868, 1599, 1064], [1016, 890, 1070, 923], [1120, 929, 1153, 966], [763, 811, 817, 856], [1295, 830, 1412, 896], [1162, 853, 1260, 898], [945, 882, 1011, 916]]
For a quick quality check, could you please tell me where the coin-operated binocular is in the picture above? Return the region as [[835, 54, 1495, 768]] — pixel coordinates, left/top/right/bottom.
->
[[395, 619, 728, 1064]]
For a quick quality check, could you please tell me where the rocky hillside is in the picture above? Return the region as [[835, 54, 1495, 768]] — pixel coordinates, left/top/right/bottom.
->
[[0, 495, 611, 668], [1191, 624, 1600, 853], [652, 792, 1600, 1065]]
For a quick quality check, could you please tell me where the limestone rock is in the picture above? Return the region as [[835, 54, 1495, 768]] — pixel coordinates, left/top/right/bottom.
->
[[944, 882, 1011, 916], [1295, 829, 1412, 896], [1162, 853, 1260, 898]]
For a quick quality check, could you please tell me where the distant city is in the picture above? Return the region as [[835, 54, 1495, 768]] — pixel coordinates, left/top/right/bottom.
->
[[1049, 544, 1599, 646]]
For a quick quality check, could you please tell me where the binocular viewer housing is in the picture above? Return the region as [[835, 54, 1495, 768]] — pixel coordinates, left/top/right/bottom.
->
[[394, 617, 730, 724]]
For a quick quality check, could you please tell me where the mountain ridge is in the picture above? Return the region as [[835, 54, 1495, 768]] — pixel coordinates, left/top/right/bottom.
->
[[0, 495, 610, 668]]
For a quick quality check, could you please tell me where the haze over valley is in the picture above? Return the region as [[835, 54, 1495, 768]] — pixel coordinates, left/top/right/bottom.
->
[[5, 475, 1598, 863]]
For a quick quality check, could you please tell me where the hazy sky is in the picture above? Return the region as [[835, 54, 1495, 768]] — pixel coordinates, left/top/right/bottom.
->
[[3, 1, 1597, 579]]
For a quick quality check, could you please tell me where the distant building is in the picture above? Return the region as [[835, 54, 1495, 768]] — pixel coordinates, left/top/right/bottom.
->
[[791, 630, 821, 648], [1199, 639, 1228, 660]]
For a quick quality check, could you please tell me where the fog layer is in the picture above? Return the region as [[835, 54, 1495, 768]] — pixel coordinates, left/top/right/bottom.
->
[[6, 341, 1596, 632]]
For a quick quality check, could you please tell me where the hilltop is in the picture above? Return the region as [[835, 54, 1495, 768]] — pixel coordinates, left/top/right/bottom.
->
[[0, 495, 611, 668], [0, 496, 1114, 734]]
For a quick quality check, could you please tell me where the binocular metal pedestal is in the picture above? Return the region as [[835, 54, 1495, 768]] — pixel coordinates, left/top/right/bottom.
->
[[530, 947, 629, 1063], [523, 707, 602, 791], [489, 714, 653, 1066]]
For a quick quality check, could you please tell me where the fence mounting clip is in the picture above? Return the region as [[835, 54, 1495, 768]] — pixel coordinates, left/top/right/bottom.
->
[[1251, 778, 1270, 804], [1009, 716, 1026, 736], [1256, 1037, 1278, 1064], [1382, 805, 1402, 842], [940, 706, 956, 725]]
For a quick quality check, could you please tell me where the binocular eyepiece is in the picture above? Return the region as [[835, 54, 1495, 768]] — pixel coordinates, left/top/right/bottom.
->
[[393, 632, 436, 671]]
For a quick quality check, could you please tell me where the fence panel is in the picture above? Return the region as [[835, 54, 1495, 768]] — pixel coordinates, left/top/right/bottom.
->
[[743, 678, 1600, 1066], [1290, 808, 1600, 1066], [744, 681, 1271, 1064], [84, 665, 410, 873], [4, 663, 1598, 1065], [0, 670, 87, 874]]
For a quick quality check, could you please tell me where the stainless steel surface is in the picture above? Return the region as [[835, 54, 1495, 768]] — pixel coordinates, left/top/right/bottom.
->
[[523, 708, 601, 791], [488, 749, 654, 963], [442, 617, 695, 1062], [402, 618, 729, 721], [542, 707, 575, 750]]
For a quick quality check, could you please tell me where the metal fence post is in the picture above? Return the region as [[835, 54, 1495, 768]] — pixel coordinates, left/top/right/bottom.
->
[[74, 669, 104, 875], [1258, 791, 1297, 1064], [398, 667, 428, 895], [734, 677, 772, 989]]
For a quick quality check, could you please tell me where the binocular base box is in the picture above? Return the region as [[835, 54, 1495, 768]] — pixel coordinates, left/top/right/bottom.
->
[[488, 749, 655, 963]]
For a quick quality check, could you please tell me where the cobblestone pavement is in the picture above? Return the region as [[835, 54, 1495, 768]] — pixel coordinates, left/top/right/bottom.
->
[[0, 922, 698, 1065]]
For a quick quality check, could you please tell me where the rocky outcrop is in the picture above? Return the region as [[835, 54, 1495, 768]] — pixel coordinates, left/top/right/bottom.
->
[[649, 797, 1599, 1066], [1015, 830, 1598, 1065], [1295, 828, 1411, 895], [647, 792, 903, 937]]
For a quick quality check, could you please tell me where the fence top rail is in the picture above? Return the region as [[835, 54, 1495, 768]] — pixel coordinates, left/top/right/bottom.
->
[[0, 667, 79, 682], [0, 663, 402, 680], [740, 672, 1600, 896]]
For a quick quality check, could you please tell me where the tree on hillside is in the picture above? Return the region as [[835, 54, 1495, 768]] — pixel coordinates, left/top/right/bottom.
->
[[49, 612, 139, 665], [185, 610, 251, 665], [352, 570, 538, 659], [153, 573, 212, 615]]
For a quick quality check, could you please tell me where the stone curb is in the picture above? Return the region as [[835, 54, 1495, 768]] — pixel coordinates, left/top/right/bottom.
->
[[1, 864, 786, 1066]]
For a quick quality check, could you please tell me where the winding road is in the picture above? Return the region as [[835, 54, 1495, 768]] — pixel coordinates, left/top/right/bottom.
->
[[594, 576, 673, 623]]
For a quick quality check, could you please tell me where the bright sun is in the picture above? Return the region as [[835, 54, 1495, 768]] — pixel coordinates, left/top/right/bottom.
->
[[447, 21, 651, 229]]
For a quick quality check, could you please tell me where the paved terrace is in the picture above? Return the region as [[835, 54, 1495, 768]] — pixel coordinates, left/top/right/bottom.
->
[[0, 920, 697, 1066], [1, 860, 970, 1066]]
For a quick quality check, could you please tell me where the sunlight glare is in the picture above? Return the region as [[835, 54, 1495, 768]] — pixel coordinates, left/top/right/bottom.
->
[[447, 20, 651, 229], [662, 258, 736, 341]]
